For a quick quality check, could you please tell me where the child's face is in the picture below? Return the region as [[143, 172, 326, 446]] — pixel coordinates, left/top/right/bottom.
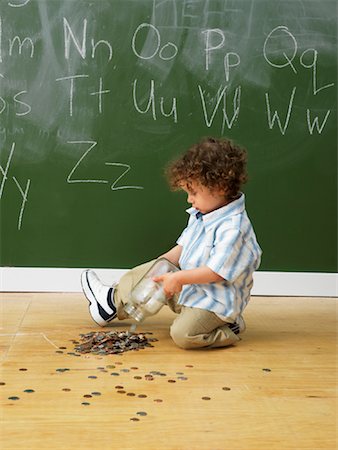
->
[[181, 180, 228, 214]]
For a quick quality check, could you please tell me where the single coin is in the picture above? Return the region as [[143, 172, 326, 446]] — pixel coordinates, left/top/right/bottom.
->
[[81, 402, 90, 406], [138, 394, 147, 398], [19, 368, 28, 371], [91, 392, 101, 396], [202, 396, 211, 400], [83, 394, 92, 398], [153, 399, 163, 403], [88, 376, 97, 379], [136, 411, 147, 416], [222, 387, 231, 391], [23, 389, 35, 393], [0, 382, 6, 386], [8, 396, 20, 400], [62, 388, 71, 392], [130, 417, 140, 421], [262, 368, 272, 372]]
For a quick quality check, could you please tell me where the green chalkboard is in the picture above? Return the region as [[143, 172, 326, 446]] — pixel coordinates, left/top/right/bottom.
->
[[0, 0, 336, 272]]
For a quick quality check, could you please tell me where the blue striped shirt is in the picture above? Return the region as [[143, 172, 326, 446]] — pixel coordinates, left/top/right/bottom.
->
[[176, 193, 262, 323]]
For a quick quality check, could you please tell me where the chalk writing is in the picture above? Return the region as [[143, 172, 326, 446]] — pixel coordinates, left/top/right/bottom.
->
[[198, 85, 241, 131], [67, 141, 108, 184], [132, 79, 178, 123], [12, 176, 30, 230], [265, 87, 296, 135], [8, 0, 30, 6], [0, 142, 15, 199], [132, 23, 178, 61], [306, 109, 331, 135], [67, 141, 144, 191], [56, 75, 89, 117], [0, 142, 31, 230], [264, 25, 335, 95], [63, 17, 113, 61], [0, 2, 335, 240], [105, 163, 144, 191]]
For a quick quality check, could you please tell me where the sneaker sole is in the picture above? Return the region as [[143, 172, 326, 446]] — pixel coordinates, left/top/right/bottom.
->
[[81, 270, 114, 327]]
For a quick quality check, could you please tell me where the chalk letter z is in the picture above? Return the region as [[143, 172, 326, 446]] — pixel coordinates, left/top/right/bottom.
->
[[67, 140, 108, 184]]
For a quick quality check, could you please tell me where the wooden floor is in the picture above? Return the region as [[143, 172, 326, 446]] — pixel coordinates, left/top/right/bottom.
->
[[0, 293, 336, 450]]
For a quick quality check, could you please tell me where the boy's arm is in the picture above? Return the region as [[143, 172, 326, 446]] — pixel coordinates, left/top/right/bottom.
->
[[153, 266, 224, 297], [158, 244, 182, 267]]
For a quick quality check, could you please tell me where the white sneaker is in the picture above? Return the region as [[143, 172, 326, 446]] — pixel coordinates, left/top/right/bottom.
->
[[81, 270, 117, 327]]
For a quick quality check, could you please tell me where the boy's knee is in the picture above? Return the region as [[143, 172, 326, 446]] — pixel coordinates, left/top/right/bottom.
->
[[170, 321, 197, 350]]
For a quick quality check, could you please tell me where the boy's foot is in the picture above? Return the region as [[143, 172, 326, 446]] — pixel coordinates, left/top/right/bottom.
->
[[81, 270, 117, 327]]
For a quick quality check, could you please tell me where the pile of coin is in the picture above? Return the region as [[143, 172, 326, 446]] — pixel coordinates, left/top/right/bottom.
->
[[74, 330, 158, 355]]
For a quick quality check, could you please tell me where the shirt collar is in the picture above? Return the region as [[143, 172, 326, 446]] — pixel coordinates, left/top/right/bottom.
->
[[186, 193, 245, 229]]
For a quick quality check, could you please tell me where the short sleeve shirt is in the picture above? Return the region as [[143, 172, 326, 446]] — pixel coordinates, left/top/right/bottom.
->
[[176, 193, 262, 321]]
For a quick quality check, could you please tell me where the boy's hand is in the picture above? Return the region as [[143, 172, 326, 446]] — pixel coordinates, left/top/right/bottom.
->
[[153, 272, 183, 298]]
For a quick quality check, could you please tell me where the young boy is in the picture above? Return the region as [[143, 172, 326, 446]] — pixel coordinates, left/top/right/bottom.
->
[[81, 137, 262, 349]]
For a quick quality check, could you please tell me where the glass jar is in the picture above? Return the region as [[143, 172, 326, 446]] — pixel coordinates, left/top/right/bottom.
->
[[123, 258, 179, 322]]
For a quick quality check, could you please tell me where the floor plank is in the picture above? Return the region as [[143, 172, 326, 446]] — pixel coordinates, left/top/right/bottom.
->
[[0, 293, 337, 450]]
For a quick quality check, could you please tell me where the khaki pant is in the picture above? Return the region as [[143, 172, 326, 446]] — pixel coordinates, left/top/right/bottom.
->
[[113, 260, 241, 350]]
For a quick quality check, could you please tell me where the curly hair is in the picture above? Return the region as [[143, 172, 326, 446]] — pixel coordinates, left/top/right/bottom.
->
[[166, 137, 248, 200]]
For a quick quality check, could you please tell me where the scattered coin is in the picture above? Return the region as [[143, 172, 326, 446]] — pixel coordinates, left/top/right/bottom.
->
[[62, 388, 71, 392], [222, 387, 231, 391], [262, 368, 272, 372], [134, 376, 142, 380], [19, 368, 27, 371], [81, 402, 90, 406], [55, 351, 63, 354], [177, 376, 188, 381], [8, 396, 20, 400], [202, 397, 211, 400], [117, 390, 126, 394], [185, 365, 194, 368], [138, 394, 147, 398], [130, 417, 140, 421], [74, 331, 158, 355], [59, 347, 67, 350], [23, 389, 35, 393], [106, 365, 115, 369], [115, 386, 124, 389], [91, 392, 101, 396], [127, 393, 136, 397], [0, 382, 6, 386], [88, 376, 97, 379], [168, 379, 176, 383], [83, 394, 92, 398], [136, 411, 147, 416], [153, 399, 163, 403]]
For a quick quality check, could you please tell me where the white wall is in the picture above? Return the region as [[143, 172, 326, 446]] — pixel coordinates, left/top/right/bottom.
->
[[0, 268, 337, 297]]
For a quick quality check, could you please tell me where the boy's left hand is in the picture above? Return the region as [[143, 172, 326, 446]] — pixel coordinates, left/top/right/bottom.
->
[[153, 272, 183, 298]]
